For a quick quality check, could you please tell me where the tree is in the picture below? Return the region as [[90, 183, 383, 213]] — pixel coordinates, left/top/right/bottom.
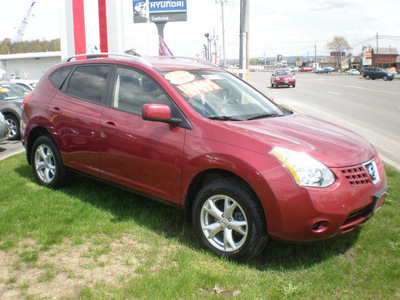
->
[[327, 36, 351, 72], [1, 38, 60, 54]]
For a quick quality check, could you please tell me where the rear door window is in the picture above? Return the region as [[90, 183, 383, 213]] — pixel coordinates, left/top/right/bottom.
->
[[66, 65, 110, 104]]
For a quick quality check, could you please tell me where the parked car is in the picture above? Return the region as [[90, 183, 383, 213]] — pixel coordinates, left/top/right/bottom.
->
[[347, 69, 360, 75], [270, 69, 296, 88], [315, 67, 333, 74], [299, 66, 313, 72], [363, 68, 394, 81], [0, 112, 9, 142], [388, 67, 397, 76], [324, 67, 335, 73], [21, 54, 387, 261], [10, 79, 38, 91], [0, 81, 30, 140]]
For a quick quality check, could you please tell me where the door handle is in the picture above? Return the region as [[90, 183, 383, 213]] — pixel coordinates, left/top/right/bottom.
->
[[103, 121, 119, 132]]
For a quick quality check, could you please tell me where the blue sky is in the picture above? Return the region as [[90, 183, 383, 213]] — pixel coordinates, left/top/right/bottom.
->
[[1, 0, 399, 59]]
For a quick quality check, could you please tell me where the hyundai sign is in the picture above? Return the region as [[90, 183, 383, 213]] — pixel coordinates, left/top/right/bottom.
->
[[133, 0, 187, 23]]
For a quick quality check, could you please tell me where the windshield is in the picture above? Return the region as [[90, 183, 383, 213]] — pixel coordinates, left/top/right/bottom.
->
[[163, 70, 288, 121], [0, 83, 30, 100], [276, 70, 291, 76]]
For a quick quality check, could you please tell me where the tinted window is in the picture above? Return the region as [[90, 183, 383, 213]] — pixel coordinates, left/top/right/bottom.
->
[[112, 67, 171, 115], [49, 66, 72, 89], [66, 66, 110, 103]]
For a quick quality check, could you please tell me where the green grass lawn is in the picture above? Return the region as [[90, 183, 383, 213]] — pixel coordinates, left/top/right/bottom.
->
[[1, 152, 399, 299]]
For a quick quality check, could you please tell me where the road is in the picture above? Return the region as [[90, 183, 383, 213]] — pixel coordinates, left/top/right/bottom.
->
[[249, 72, 400, 171]]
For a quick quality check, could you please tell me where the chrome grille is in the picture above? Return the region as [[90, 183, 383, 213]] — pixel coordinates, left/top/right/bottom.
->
[[340, 166, 371, 185]]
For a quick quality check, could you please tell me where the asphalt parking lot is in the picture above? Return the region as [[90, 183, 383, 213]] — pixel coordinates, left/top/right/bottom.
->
[[0, 139, 24, 161]]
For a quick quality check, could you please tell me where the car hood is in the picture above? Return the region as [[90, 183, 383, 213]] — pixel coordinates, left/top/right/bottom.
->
[[226, 113, 376, 167]]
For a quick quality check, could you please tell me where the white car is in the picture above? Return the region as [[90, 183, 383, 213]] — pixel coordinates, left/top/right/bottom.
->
[[0, 112, 9, 142], [9, 79, 38, 91], [348, 69, 360, 75]]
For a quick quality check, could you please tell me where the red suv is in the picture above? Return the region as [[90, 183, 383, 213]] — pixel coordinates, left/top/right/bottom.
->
[[21, 54, 387, 261]]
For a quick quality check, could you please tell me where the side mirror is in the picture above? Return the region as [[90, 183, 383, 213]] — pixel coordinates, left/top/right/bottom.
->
[[142, 103, 181, 126]]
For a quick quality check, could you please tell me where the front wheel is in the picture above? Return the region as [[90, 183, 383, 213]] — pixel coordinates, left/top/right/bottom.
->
[[192, 179, 267, 261], [292, 83, 296, 88], [31, 136, 71, 188]]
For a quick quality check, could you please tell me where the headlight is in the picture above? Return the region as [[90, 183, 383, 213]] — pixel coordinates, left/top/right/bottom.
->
[[270, 147, 335, 187]]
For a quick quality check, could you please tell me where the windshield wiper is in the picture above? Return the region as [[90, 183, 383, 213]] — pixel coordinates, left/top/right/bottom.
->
[[208, 116, 242, 121], [246, 113, 282, 121]]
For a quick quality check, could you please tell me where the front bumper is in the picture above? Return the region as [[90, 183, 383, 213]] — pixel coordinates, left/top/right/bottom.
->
[[276, 79, 295, 86], [263, 155, 387, 242]]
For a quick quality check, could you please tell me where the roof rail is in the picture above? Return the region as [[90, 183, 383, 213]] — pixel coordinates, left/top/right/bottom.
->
[[62, 53, 153, 67], [154, 56, 220, 68]]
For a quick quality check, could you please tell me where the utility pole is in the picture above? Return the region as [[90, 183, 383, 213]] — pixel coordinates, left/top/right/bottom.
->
[[314, 44, 317, 69], [376, 32, 379, 68], [216, 0, 227, 67], [239, 0, 249, 80]]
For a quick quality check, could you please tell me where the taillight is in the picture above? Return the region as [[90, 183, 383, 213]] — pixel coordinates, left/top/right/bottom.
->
[[22, 93, 33, 109]]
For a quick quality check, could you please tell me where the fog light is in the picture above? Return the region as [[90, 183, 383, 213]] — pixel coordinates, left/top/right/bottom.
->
[[311, 221, 329, 233]]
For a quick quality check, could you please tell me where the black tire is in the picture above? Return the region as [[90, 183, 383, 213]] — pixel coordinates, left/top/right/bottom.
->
[[383, 76, 388, 81], [365, 75, 370, 80], [31, 135, 71, 188], [5, 114, 20, 140], [192, 178, 267, 261], [292, 84, 296, 88]]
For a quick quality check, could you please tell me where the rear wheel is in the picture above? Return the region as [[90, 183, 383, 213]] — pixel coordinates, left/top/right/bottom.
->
[[31, 136, 71, 188], [192, 179, 267, 261], [5, 114, 20, 140], [365, 75, 370, 80], [383, 76, 388, 81]]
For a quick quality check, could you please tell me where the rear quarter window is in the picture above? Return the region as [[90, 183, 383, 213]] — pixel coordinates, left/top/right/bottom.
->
[[66, 65, 110, 103], [49, 66, 73, 89]]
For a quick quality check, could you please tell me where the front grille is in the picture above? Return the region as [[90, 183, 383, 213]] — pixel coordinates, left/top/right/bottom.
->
[[339, 204, 373, 234], [340, 166, 371, 185]]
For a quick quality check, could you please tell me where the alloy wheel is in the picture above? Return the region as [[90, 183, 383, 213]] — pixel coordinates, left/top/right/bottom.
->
[[34, 144, 56, 184], [200, 194, 248, 252]]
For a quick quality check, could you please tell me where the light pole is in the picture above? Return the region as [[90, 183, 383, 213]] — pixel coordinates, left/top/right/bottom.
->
[[239, 0, 249, 80], [205, 33, 211, 61], [216, 0, 227, 67]]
